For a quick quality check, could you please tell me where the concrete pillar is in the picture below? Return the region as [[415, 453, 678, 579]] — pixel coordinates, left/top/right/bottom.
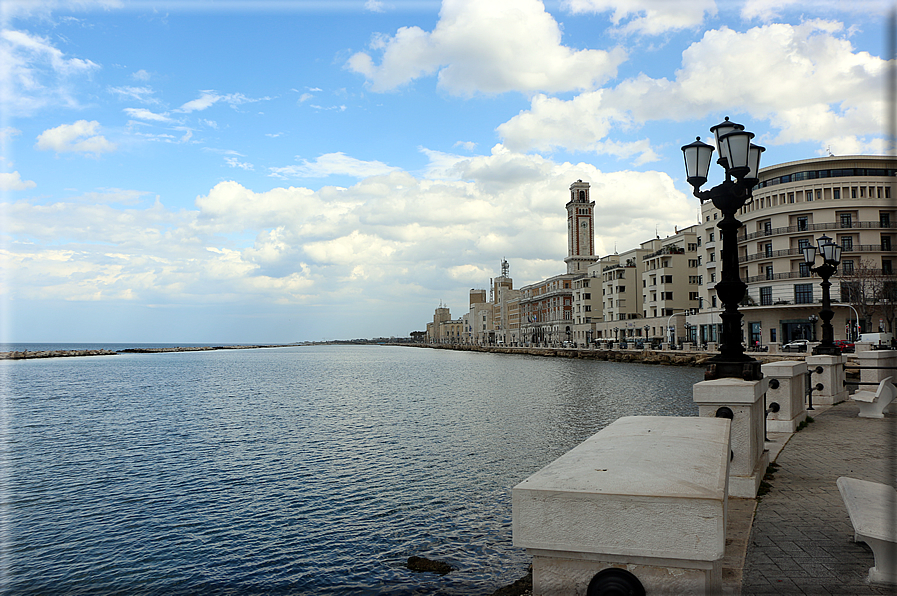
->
[[693, 377, 769, 498], [855, 349, 897, 386], [761, 361, 808, 433], [806, 354, 848, 405]]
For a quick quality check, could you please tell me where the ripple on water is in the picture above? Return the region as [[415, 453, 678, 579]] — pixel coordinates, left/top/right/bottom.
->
[[4, 346, 702, 595]]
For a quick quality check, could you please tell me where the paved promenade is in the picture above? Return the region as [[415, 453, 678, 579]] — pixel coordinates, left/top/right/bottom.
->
[[739, 400, 897, 595]]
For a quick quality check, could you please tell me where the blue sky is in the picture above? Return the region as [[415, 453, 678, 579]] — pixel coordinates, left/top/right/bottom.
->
[[0, 0, 893, 343]]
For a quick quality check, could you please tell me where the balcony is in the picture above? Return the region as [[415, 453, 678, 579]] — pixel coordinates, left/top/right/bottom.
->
[[738, 220, 893, 242]]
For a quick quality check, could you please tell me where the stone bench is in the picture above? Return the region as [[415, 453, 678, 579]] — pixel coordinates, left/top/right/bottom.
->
[[850, 376, 895, 419], [836, 477, 897, 585], [512, 416, 731, 595]]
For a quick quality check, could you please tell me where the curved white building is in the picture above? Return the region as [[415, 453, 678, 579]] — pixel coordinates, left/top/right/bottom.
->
[[695, 154, 896, 348]]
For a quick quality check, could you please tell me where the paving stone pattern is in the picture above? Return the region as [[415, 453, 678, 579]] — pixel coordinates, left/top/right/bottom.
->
[[741, 401, 897, 595]]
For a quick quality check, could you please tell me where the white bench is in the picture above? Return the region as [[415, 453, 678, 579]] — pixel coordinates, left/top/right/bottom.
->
[[836, 477, 897, 584], [850, 376, 896, 418]]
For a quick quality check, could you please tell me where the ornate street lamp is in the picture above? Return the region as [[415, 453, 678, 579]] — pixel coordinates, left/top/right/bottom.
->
[[803, 234, 843, 355], [682, 117, 765, 380]]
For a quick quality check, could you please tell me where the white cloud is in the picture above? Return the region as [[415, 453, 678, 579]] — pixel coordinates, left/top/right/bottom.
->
[[268, 152, 400, 179], [0, 171, 36, 190], [365, 0, 386, 13], [177, 91, 221, 112], [0, 28, 101, 114], [1, 148, 696, 336], [225, 157, 254, 170], [131, 69, 151, 81], [124, 107, 173, 122], [346, 0, 627, 95], [562, 0, 716, 35], [35, 120, 117, 155], [176, 90, 270, 113], [109, 85, 158, 104], [498, 20, 888, 155]]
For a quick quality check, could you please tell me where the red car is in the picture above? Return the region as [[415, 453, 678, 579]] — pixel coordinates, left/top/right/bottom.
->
[[834, 340, 855, 353]]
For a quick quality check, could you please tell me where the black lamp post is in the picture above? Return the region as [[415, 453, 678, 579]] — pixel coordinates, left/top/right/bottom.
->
[[682, 117, 765, 381], [803, 234, 843, 355]]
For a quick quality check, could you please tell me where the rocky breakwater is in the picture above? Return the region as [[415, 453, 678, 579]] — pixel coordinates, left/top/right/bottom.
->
[[422, 344, 794, 367], [0, 349, 117, 360]]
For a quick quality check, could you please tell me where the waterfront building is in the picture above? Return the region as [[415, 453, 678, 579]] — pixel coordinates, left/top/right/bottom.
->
[[699, 154, 896, 348], [565, 179, 598, 274], [426, 304, 464, 344], [467, 289, 493, 345], [421, 155, 896, 351]]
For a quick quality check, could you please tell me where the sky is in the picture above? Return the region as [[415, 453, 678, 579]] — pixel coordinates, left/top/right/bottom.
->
[[0, 0, 894, 343]]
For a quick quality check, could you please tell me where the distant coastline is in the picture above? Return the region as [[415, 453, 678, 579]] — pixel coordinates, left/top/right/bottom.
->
[[0, 344, 299, 360]]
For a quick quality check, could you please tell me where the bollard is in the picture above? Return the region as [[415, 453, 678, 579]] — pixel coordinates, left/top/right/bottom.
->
[[693, 376, 769, 498], [806, 354, 847, 405], [761, 361, 808, 433]]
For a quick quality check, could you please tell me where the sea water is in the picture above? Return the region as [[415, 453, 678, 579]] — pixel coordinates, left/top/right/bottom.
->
[[1, 345, 702, 595]]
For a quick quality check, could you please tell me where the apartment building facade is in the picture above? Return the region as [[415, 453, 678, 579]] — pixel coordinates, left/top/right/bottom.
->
[[423, 155, 896, 349]]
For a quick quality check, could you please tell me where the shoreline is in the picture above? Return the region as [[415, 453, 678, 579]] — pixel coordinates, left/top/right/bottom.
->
[[411, 342, 807, 367], [0, 344, 298, 360]]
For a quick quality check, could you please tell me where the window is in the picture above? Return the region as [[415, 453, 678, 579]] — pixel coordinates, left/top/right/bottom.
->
[[842, 259, 854, 274], [764, 243, 773, 257], [795, 283, 814, 304], [709, 232, 715, 243], [799, 262, 811, 277], [766, 266, 774, 280], [617, 286, 625, 293], [760, 287, 773, 306], [834, 188, 841, 200], [840, 213, 853, 228], [841, 282, 859, 302], [662, 275, 673, 283], [689, 291, 700, 300], [709, 252, 716, 262], [584, 293, 591, 299], [841, 236, 853, 251], [882, 235, 892, 251], [798, 238, 810, 250], [764, 221, 772, 234], [710, 272, 716, 283], [884, 260, 893, 275], [797, 216, 808, 231], [697, 236, 702, 246], [662, 292, 673, 300], [881, 212, 892, 228]]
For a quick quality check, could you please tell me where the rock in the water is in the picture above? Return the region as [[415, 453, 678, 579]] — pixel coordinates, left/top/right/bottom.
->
[[406, 556, 454, 575]]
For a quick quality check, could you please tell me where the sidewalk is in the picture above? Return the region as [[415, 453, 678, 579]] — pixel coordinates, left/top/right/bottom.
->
[[738, 400, 897, 595]]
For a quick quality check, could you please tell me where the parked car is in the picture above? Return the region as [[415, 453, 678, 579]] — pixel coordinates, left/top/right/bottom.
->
[[782, 339, 809, 352], [833, 339, 855, 353]]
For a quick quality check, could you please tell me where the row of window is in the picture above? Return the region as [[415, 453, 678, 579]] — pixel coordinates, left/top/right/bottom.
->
[[756, 168, 896, 189]]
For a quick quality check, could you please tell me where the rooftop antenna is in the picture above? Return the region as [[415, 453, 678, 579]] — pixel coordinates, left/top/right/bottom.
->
[[827, 145, 834, 157], [501, 258, 509, 278]]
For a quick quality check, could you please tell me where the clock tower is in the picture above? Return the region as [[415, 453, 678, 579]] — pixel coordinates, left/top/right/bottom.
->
[[565, 179, 597, 274]]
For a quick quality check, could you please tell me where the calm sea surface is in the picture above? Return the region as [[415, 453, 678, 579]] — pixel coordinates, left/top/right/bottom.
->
[[1, 345, 702, 595]]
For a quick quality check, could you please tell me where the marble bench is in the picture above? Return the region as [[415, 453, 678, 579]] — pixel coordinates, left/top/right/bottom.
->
[[850, 376, 895, 419], [836, 477, 897, 584]]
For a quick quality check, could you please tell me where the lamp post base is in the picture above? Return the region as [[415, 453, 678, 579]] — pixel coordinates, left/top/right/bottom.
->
[[704, 356, 763, 381]]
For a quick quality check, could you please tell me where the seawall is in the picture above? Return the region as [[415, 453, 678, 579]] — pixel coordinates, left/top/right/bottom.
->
[[412, 343, 800, 367]]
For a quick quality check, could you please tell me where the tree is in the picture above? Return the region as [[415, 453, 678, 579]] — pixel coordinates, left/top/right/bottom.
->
[[837, 258, 896, 333]]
